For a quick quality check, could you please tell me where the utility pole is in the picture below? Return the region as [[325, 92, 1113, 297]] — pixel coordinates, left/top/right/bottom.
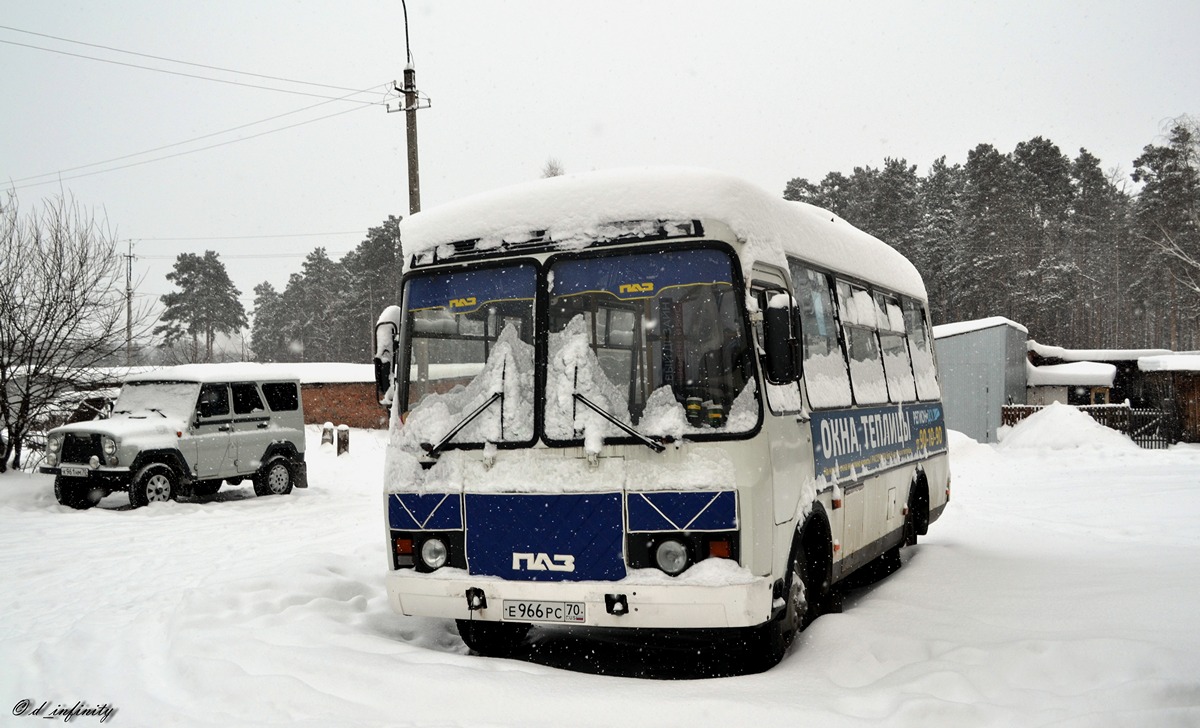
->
[[403, 63, 421, 215], [124, 240, 135, 366], [387, 0, 429, 216]]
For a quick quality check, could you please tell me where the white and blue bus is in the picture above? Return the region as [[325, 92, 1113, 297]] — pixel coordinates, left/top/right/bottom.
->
[[375, 168, 948, 667]]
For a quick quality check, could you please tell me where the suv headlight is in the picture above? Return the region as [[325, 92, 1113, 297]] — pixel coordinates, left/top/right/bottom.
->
[[102, 437, 117, 455], [47, 435, 62, 453]]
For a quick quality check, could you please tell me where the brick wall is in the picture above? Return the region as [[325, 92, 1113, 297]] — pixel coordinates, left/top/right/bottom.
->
[[301, 382, 389, 429]]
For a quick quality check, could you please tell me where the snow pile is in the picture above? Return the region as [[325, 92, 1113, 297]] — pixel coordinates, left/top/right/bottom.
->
[[998, 401, 1138, 451], [4, 422, 1200, 725]]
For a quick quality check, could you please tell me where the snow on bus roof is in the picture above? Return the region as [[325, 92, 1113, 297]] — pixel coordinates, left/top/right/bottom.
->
[[399, 167, 927, 299]]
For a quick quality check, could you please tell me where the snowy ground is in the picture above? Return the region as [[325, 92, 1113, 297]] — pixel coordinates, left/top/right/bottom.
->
[[3, 409, 1200, 727]]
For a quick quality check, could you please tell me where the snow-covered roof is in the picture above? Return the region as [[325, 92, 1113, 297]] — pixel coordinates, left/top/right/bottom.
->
[[399, 167, 927, 299], [1028, 339, 1172, 362], [932, 316, 1028, 339], [121, 363, 375, 385], [125, 363, 301, 384], [1026, 360, 1116, 387], [1138, 354, 1200, 372]]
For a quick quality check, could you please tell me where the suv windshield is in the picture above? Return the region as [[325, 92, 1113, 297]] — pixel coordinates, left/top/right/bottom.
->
[[397, 263, 537, 448], [545, 247, 756, 443], [113, 381, 200, 419]]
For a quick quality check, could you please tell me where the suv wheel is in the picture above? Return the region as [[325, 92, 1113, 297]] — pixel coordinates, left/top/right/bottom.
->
[[54, 476, 97, 510], [130, 464, 178, 508], [253, 458, 294, 497]]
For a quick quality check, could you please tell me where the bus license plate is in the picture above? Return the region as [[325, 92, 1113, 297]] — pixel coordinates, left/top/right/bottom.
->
[[502, 600, 586, 623], [61, 466, 88, 478]]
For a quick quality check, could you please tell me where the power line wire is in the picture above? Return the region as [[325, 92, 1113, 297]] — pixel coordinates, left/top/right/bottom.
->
[[5, 105, 371, 191], [7, 85, 389, 185], [0, 23, 374, 94], [0, 37, 387, 104], [135, 232, 363, 242]]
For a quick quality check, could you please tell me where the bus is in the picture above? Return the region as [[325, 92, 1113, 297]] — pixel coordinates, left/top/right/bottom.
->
[[375, 167, 949, 668]]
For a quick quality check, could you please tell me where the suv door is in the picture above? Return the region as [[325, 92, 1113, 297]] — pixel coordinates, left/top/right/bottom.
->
[[193, 383, 236, 478], [230, 381, 272, 475]]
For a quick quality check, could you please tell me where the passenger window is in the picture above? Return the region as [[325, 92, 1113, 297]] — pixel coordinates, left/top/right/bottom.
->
[[231, 382, 266, 415], [837, 282, 888, 405], [262, 382, 300, 412], [198, 384, 230, 418], [790, 262, 852, 409], [877, 294, 917, 402], [903, 300, 941, 400]]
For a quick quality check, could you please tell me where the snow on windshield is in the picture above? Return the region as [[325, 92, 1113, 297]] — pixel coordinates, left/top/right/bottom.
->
[[544, 314, 631, 452], [112, 382, 198, 420], [392, 324, 534, 454]]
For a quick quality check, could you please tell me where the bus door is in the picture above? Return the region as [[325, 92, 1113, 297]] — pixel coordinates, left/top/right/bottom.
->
[[750, 266, 813, 527]]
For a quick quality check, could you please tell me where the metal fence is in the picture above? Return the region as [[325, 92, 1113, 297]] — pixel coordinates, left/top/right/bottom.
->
[[1001, 404, 1175, 449]]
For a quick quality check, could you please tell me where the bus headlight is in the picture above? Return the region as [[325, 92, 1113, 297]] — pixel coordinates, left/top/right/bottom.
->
[[420, 538, 448, 570], [47, 436, 62, 453], [654, 539, 689, 575], [102, 437, 117, 455]]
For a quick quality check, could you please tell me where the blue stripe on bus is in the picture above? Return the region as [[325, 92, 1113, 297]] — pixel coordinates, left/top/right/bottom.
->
[[626, 491, 738, 532], [406, 264, 537, 311], [810, 401, 947, 483], [464, 492, 625, 582], [551, 249, 734, 299], [388, 493, 463, 531]]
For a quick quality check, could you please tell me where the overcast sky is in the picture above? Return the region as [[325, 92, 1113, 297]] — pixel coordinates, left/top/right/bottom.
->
[[3, 1, 1198, 334]]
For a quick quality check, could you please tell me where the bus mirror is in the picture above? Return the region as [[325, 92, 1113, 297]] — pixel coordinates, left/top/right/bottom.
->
[[374, 308, 402, 407], [763, 298, 798, 383]]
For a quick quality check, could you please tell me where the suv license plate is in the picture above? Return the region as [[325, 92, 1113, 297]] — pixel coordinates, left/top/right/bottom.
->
[[61, 466, 88, 478], [502, 600, 586, 623]]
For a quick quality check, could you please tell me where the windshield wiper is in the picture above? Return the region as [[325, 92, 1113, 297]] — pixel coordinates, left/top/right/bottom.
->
[[421, 392, 503, 458], [572, 393, 665, 453], [148, 408, 168, 418]]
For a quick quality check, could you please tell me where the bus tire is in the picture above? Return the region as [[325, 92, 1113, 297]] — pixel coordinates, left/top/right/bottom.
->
[[742, 541, 811, 670], [906, 482, 930, 545], [456, 619, 531, 657]]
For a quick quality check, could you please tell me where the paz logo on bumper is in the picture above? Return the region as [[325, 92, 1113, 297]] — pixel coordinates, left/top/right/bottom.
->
[[512, 553, 576, 572]]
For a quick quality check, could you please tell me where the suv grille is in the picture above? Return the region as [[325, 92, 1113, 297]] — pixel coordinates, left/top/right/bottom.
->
[[61, 433, 102, 464]]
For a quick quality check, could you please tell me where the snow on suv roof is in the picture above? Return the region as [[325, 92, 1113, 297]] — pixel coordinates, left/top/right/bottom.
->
[[123, 363, 300, 384], [399, 167, 927, 299]]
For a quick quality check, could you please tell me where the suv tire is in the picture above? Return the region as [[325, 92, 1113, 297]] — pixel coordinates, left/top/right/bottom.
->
[[253, 458, 294, 497], [54, 476, 96, 510], [129, 464, 178, 508]]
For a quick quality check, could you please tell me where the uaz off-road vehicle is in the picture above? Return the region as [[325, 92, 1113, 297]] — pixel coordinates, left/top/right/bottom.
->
[[41, 364, 307, 509]]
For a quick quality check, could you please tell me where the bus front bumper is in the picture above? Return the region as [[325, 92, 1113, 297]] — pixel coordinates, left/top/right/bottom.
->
[[386, 570, 775, 629]]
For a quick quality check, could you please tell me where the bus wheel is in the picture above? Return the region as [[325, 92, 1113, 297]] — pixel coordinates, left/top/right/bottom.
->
[[456, 619, 531, 657], [743, 542, 811, 670]]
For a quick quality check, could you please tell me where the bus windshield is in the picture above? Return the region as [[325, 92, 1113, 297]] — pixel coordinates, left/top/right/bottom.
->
[[398, 263, 537, 447], [545, 247, 756, 443]]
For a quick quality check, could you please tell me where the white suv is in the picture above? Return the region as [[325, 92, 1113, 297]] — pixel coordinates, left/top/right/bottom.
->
[[41, 364, 308, 509]]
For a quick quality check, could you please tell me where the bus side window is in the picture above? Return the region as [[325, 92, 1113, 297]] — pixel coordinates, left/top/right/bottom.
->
[[877, 293, 917, 403], [903, 299, 942, 400], [790, 262, 852, 409], [837, 281, 888, 406]]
